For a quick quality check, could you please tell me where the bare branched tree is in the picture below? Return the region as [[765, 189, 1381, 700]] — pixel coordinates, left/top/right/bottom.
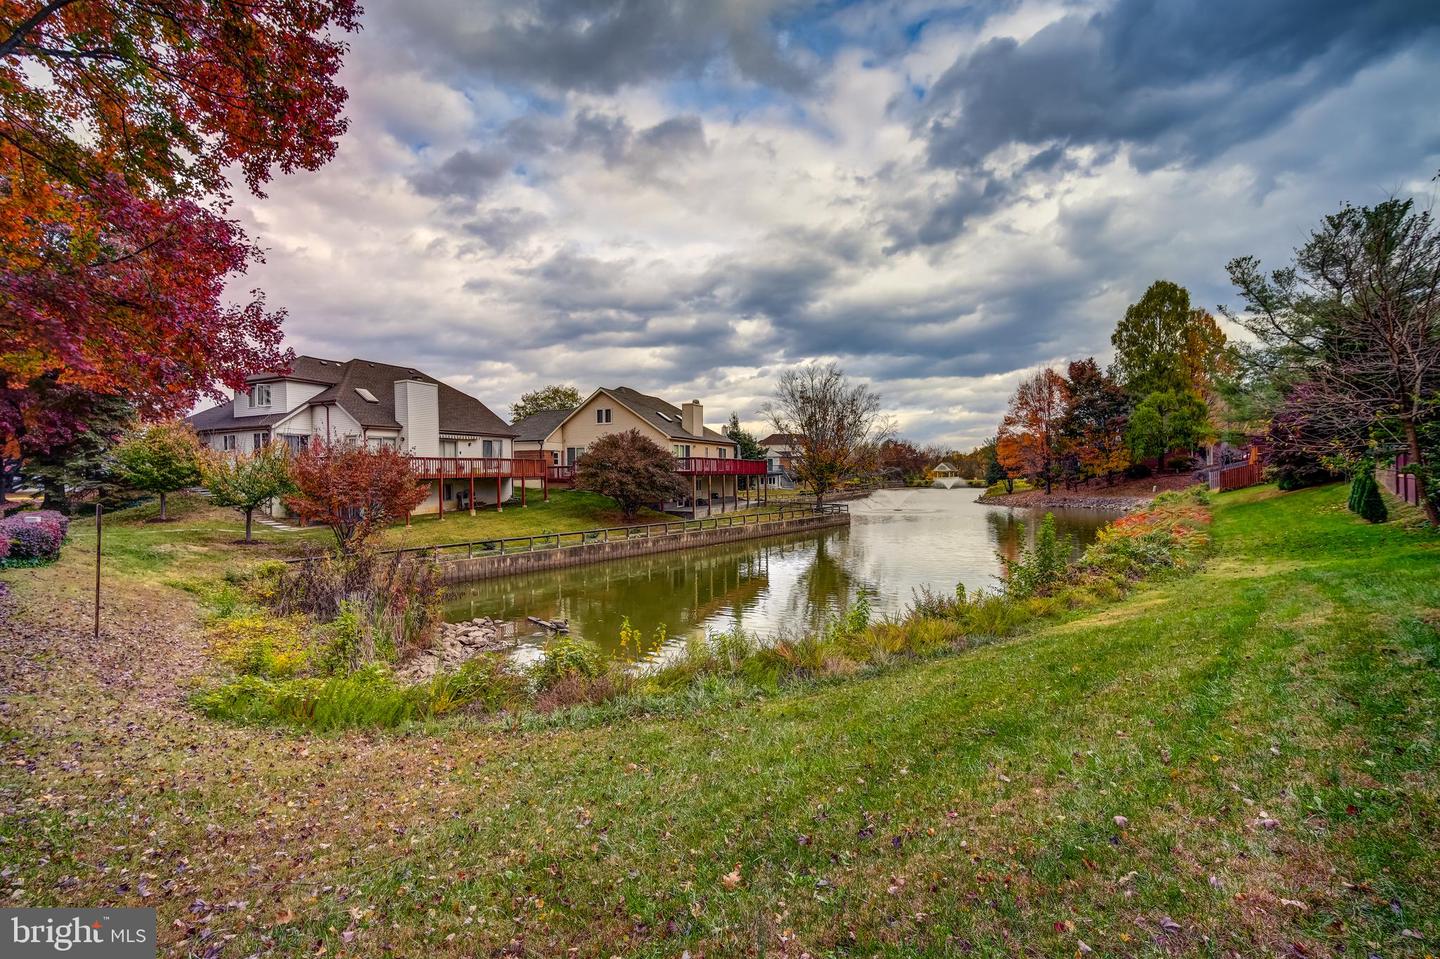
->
[[1226, 197, 1440, 524], [765, 364, 891, 505]]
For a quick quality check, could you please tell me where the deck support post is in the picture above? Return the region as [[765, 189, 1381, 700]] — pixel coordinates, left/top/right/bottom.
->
[[521, 475, 527, 507], [496, 476, 503, 513], [469, 474, 475, 516], [543, 473, 549, 502], [437, 462, 444, 522]]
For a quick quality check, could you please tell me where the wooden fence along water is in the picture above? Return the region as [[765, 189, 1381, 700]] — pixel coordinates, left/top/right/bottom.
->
[[1376, 452, 1422, 508], [1214, 462, 1264, 492]]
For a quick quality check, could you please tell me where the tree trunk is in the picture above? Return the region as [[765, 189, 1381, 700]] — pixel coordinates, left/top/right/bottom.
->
[[159, 490, 167, 520], [40, 471, 68, 513], [244, 507, 254, 542], [1403, 418, 1439, 526]]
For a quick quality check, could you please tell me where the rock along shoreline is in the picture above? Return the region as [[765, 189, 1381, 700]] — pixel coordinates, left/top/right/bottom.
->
[[976, 490, 1153, 511]]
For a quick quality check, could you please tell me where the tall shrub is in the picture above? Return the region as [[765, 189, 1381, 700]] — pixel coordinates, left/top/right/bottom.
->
[[1003, 513, 1071, 597], [284, 441, 430, 552], [1349, 472, 1388, 524]]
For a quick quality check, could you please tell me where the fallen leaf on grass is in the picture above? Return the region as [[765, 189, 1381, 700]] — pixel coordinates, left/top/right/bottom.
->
[[721, 866, 742, 890], [1113, 815, 1129, 829]]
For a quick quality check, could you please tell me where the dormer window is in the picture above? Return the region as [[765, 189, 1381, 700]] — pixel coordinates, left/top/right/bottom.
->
[[247, 384, 272, 408]]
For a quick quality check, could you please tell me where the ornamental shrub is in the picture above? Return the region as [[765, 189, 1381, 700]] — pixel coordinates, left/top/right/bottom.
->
[[0, 535, 9, 562], [1, 513, 65, 560]]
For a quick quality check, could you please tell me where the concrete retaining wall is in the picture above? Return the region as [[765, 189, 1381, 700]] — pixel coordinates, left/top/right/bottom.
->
[[436, 511, 849, 584]]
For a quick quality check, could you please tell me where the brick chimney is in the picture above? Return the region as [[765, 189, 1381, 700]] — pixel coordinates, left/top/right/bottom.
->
[[681, 399, 704, 436]]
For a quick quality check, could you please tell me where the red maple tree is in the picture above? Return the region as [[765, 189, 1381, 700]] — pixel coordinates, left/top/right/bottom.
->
[[0, 0, 361, 456], [285, 442, 430, 553]]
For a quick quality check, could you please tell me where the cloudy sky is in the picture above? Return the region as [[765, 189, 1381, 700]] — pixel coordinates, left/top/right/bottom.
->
[[233, 0, 1440, 449]]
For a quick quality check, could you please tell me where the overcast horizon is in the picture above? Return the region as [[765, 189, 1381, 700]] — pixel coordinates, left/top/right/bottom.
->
[[228, 0, 1440, 450]]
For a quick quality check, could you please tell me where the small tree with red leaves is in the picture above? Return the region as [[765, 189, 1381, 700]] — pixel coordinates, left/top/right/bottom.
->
[[285, 442, 430, 553], [575, 430, 687, 519]]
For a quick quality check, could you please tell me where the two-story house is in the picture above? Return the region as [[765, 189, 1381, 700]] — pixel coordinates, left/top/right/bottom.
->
[[511, 387, 766, 514], [759, 433, 803, 489], [187, 356, 528, 516]]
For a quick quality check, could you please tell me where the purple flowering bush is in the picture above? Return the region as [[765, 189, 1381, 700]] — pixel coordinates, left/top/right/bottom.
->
[[1, 510, 68, 562]]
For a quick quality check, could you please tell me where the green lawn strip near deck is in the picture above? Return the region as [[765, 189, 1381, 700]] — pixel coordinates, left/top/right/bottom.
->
[[246, 483, 1439, 957]]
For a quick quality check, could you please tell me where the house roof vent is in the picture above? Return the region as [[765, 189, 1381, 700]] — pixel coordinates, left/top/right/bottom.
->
[[355, 388, 380, 403]]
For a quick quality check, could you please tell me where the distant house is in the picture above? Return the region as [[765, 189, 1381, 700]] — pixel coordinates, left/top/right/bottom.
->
[[759, 433, 803, 490], [187, 356, 528, 516], [513, 387, 765, 514]]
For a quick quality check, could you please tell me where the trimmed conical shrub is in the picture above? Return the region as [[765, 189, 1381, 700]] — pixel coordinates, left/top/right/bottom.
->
[[1349, 471, 1388, 524]]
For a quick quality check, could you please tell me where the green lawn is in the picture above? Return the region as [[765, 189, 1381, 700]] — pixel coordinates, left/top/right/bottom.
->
[[40, 489, 681, 585], [2, 483, 1437, 957]]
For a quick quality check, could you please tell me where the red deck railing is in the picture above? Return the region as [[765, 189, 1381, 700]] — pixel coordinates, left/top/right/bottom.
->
[[675, 457, 767, 476], [409, 457, 547, 480], [546, 458, 766, 484]]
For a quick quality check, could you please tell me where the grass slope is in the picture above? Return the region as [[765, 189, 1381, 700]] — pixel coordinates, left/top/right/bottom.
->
[[2, 483, 1437, 957]]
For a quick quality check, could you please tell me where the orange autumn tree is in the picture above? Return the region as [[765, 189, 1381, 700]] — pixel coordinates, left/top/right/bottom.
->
[[996, 367, 1068, 494], [0, 0, 360, 460], [285, 442, 430, 554]]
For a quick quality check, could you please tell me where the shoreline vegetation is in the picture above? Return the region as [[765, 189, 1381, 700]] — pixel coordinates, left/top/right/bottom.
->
[[2, 482, 1436, 957], [185, 486, 1216, 731]]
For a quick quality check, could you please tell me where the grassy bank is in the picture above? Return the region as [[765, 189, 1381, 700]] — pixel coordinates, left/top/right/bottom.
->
[[1, 483, 1437, 957]]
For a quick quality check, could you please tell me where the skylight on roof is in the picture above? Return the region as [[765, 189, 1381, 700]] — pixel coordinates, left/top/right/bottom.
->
[[656, 411, 673, 422], [355, 388, 379, 403]]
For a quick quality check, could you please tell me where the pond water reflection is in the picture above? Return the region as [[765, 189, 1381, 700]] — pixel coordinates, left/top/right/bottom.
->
[[442, 488, 1121, 663]]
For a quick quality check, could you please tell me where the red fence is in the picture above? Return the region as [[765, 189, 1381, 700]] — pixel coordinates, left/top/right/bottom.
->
[[1377, 452, 1422, 507]]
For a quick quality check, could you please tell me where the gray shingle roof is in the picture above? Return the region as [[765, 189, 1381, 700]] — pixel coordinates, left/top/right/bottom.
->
[[188, 356, 515, 438], [602, 387, 736, 445], [510, 407, 574, 443]]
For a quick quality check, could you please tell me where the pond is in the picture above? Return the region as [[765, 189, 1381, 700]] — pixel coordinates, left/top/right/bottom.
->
[[441, 487, 1123, 665]]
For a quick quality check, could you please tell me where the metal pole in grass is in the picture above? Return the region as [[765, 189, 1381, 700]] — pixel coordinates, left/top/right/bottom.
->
[[93, 503, 102, 639]]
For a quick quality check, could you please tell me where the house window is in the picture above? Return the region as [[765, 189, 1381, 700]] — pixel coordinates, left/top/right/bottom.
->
[[673, 444, 691, 458], [283, 434, 309, 454], [252, 432, 266, 450], [717, 448, 727, 459], [440, 440, 458, 458], [247, 384, 272, 408], [369, 436, 397, 450], [596, 408, 612, 424], [221, 434, 237, 451], [482, 439, 497, 457], [566, 447, 584, 465]]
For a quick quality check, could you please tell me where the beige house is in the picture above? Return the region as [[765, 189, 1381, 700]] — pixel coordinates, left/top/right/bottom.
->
[[512, 387, 765, 514]]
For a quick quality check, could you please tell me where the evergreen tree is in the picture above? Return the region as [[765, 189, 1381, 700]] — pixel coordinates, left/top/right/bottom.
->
[[1349, 471, 1388, 524]]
